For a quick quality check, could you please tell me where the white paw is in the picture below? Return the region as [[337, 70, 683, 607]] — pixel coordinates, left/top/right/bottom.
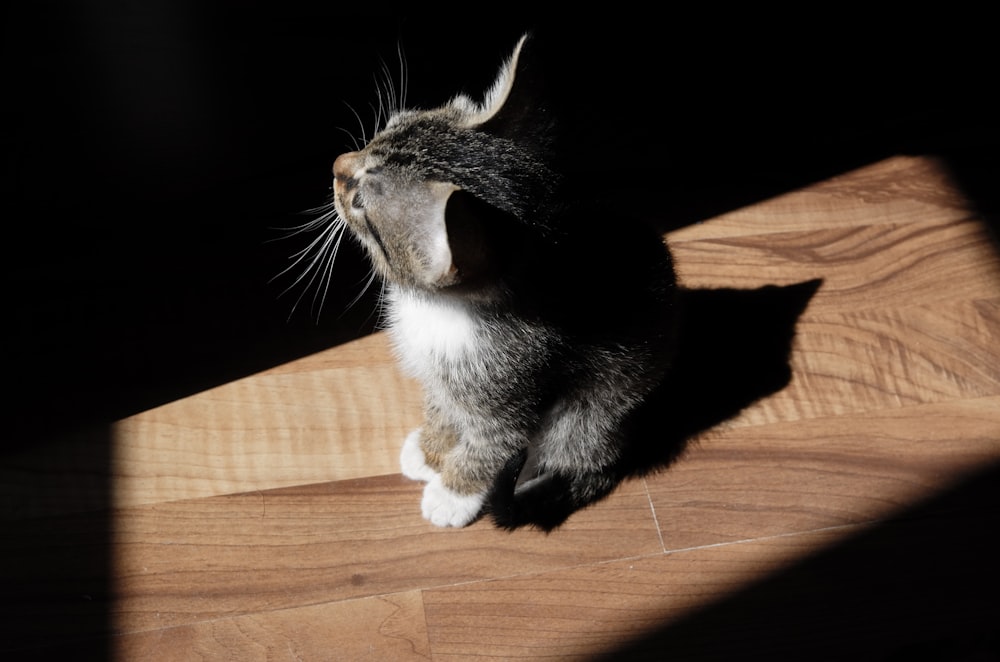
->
[[421, 476, 484, 528], [400, 430, 438, 482]]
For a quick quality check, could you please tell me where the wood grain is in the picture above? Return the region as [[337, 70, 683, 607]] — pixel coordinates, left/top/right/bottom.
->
[[669, 156, 972, 240], [732, 298, 1000, 426], [112, 334, 423, 509], [420, 527, 861, 660], [115, 591, 431, 662], [112, 473, 661, 634], [5, 155, 1000, 658], [646, 396, 1000, 550], [672, 219, 1000, 313]]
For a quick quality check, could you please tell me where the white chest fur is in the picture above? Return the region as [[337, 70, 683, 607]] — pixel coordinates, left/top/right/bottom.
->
[[386, 289, 479, 379]]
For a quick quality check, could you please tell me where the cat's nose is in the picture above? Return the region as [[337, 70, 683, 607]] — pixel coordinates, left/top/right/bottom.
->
[[333, 152, 361, 185]]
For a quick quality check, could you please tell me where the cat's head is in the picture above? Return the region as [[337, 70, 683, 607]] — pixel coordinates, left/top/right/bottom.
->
[[332, 35, 556, 293]]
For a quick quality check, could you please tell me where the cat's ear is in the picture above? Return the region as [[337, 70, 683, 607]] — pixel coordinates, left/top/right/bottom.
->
[[448, 34, 554, 147], [443, 190, 524, 287], [476, 34, 555, 147]]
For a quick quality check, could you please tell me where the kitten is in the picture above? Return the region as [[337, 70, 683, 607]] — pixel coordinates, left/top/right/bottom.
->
[[329, 34, 677, 529]]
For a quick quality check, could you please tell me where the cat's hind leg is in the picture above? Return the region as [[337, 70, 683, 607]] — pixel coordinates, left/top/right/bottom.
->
[[490, 396, 627, 530]]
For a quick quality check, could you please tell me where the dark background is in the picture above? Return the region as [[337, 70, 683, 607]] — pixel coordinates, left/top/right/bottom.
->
[[4, 4, 997, 440], [2, 4, 998, 657]]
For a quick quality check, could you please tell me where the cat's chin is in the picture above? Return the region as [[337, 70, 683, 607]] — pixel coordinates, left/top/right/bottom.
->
[[421, 476, 485, 527]]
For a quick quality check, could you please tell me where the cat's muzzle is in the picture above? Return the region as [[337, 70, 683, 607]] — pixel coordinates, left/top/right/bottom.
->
[[332, 151, 362, 198]]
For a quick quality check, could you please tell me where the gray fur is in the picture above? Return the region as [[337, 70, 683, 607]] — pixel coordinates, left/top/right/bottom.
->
[[329, 35, 677, 528]]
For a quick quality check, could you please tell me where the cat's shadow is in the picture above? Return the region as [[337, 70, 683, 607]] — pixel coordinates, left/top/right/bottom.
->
[[507, 278, 823, 531], [625, 278, 824, 471]]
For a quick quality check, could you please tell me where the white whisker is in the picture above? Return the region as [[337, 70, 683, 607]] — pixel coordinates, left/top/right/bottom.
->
[[272, 215, 344, 287], [371, 92, 387, 133], [267, 205, 338, 241], [371, 277, 390, 330], [395, 41, 408, 113], [346, 268, 378, 311], [346, 266, 385, 329], [376, 60, 391, 115], [287, 221, 349, 321], [337, 125, 362, 152], [272, 41, 412, 323], [272, 204, 383, 323], [342, 101, 368, 147]]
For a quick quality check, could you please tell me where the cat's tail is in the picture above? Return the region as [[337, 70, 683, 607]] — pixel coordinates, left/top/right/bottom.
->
[[487, 450, 620, 531]]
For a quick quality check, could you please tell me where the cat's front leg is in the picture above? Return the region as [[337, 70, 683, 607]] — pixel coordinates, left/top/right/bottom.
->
[[399, 429, 438, 482], [400, 402, 461, 482], [419, 434, 519, 527], [402, 428, 485, 526], [421, 474, 487, 527]]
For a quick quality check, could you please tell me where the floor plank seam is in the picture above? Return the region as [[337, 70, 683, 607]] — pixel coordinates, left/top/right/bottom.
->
[[404, 551, 677, 598], [642, 477, 668, 554], [661, 521, 872, 556]]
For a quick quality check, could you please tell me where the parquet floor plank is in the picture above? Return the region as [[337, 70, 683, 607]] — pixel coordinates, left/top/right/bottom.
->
[[672, 218, 1000, 313], [422, 484, 998, 662], [419, 527, 861, 660], [111, 334, 422, 509], [5, 154, 999, 658], [733, 297, 1000, 426], [644, 396, 1000, 551], [111, 474, 660, 634], [670, 156, 972, 240], [114, 591, 431, 662]]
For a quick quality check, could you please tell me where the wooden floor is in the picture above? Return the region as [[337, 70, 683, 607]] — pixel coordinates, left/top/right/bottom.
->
[[4, 155, 999, 660]]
